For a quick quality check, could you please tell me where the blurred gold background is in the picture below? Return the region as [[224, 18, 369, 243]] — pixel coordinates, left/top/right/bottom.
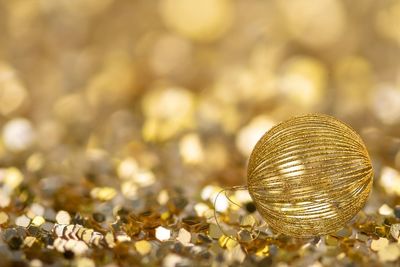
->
[[1, 0, 400, 211]]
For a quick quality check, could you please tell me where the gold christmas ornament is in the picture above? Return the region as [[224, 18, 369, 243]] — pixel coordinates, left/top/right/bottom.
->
[[247, 114, 373, 238]]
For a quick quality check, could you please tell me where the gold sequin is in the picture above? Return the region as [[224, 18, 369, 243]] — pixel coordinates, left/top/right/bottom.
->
[[135, 240, 152, 255], [0, 211, 8, 224]]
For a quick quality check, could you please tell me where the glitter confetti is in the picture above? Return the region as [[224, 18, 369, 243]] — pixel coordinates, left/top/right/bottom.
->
[[90, 187, 117, 201], [390, 224, 400, 240], [155, 226, 171, 242], [371, 238, 389, 252], [0, 212, 8, 224], [135, 240, 152, 255], [55, 211, 71, 225], [15, 215, 30, 227], [177, 228, 192, 245], [31, 216, 45, 226], [378, 243, 400, 262]]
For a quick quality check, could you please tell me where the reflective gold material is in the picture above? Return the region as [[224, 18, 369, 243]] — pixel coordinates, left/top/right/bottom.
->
[[1, 0, 400, 265], [247, 114, 373, 238]]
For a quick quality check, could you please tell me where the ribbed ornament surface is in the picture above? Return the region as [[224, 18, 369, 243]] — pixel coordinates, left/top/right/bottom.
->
[[247, 114, 373, 238]]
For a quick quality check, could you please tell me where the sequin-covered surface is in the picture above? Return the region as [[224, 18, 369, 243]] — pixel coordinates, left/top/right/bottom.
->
[[0, 0, 400, 266]]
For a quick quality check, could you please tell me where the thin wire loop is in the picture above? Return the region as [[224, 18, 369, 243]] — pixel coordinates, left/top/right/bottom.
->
[[212, 185, 261, 242]]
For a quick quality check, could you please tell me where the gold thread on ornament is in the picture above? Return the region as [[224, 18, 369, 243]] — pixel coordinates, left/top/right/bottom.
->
[[247, 114, 373, 238]]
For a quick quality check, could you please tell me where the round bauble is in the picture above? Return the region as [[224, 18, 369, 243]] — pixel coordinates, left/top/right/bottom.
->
[[247, 114, 373, 238]]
